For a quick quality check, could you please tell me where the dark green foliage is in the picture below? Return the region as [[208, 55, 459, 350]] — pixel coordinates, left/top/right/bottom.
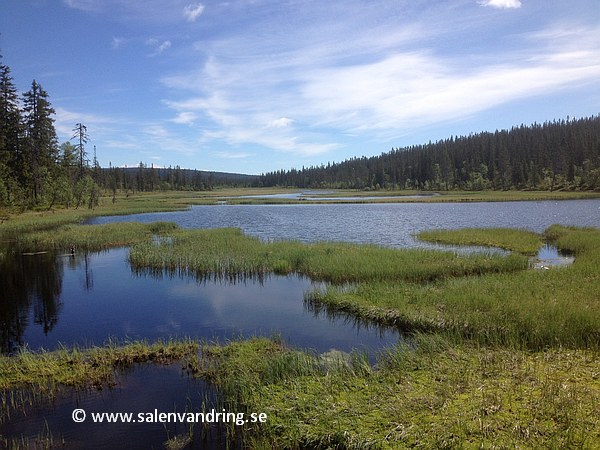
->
[[0, 56, 22, 205], [261, 116, 600, 191], [0, 55, 103, 210], [21, 80, 59, 203]]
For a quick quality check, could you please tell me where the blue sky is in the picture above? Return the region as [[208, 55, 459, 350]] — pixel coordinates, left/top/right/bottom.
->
[[1, 0, 599, 175]]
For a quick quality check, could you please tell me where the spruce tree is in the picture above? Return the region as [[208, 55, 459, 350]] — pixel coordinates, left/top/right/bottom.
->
[[21, 80, 58, 203], [0, 56, 22, 204]]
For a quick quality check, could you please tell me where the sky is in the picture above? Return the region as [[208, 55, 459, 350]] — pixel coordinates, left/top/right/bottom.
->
[[1, 0, 599, 175]]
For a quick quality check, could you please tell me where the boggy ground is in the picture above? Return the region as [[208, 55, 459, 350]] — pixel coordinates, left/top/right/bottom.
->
[[1, 195, 599, 448]]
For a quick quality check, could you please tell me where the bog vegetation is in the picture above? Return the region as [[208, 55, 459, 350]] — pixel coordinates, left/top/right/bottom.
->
[[1, 201, 600, 447]]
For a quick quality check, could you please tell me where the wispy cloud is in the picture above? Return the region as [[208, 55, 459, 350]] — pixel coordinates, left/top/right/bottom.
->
[[111, 37, 125, 49], [213, 151, 254, 160], [62, 0, 206, 23], [479, 0, 522, 9], [183, 3, 205, 22], [146, 38, 172, 55], [161, 0, 600, 156], [62, 0, 102, 12], [267, 118, 293, 128], [170, 111, 198, 125], [53, 107, 120, 138]]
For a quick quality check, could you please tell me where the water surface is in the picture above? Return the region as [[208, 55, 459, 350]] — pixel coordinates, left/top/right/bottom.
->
[[88, 199, 600, 247]]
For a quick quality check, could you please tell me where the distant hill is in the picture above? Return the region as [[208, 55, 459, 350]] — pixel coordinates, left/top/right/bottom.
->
[[99, 165, 259, 192], [260, 116, 600, 191]]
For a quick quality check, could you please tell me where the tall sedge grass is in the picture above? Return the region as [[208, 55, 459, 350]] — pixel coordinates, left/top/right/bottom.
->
[[418, 227, 544, 255], [307, 225, 600, 349], [129, 228, 528, 284]]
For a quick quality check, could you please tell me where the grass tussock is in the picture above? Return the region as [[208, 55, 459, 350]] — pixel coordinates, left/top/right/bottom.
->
[[2, 220, 178, 254], [418, 227, 544, 255], [0, 338, 198, 390], [197, 336, 600, 449]]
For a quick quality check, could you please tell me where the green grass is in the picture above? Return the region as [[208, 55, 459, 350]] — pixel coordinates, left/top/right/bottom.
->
[[128, 228, 528, 284], [418, 227, 544, 255], [13, 221, 177, 253], [197, 336, 600, 449], [0, 338, 198, 392], [307, 225, 600, 349]]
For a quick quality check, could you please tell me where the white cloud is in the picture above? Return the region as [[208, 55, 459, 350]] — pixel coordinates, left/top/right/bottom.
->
[[63, 0, 207, 24], [62, 0, 101, 12], [267, 117, 293, 128], [479, 0, 522, 9], [183, 3, 205, 22], [53, 107, 119, 138], [171, 111, 198, 124], [157, 40, 172, 53], [146, 38, 172, 55], [213, 151, 254, 159]]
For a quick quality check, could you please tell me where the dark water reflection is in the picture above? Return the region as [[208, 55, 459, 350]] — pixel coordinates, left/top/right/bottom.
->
[[0, 247, 400, 356], [0, 245, 65, 353], [2, 364, 237, 450], [1, 244, 399, 447]]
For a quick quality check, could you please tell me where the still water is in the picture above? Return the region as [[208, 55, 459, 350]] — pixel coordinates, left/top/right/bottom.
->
[[88, 199, 600, 247], [1, 247, 393, 355], [2, 199, 599, 447]]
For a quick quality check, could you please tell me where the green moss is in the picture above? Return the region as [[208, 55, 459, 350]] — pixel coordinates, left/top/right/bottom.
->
[[197, 336, 600, 449]]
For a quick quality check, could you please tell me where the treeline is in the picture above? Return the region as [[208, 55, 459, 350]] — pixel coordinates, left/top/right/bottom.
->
[[98, 165, 257, 197], [260, 116, 600, 191], [0, 55, 255, 210]]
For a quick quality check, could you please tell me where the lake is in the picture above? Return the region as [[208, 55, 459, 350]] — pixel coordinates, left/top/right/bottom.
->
[[2, 199, 599, 447], [87, 199, 600, 247]]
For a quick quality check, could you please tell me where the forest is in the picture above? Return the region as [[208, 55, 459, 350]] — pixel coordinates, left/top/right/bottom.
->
[[260, 116, 600, 191], [0, 55, 256, 210], [3, 51, 600, 212]]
